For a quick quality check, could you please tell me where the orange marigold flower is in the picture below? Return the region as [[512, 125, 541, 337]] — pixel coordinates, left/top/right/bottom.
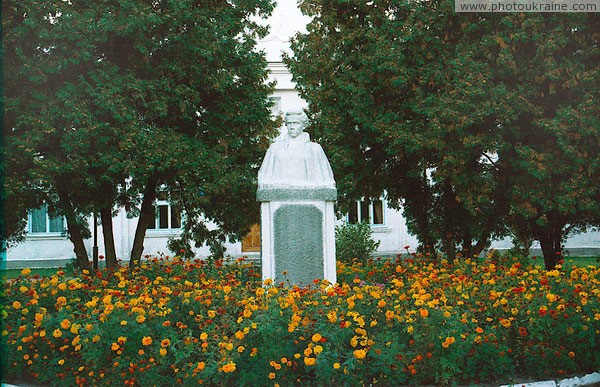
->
[[142, 336, 152, 346], [419, 309, 429, 318], [111, 343, 120, 351], [442, 337, 456, 348], [12, 301, 22, 309], [222, 362, 236, 373], [304, 357, 316, 366], [476, 327, 484, 334], [161, 338, 171, 347], [311, 333, 322, 343], [269, 372, 276, 379], [60, 319, 71, 329]]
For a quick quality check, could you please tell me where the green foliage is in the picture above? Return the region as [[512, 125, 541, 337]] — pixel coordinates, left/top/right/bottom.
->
[[335, 222, 380, 265], [3, 0, 278, 266], [286, 0, 600, 266]]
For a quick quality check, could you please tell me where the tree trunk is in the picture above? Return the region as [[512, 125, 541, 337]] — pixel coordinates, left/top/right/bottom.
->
[[57, 187, 91, 270], [539, 232, 562, 270], [461, 237, 473, 258], [129, 177, 158, 268], [100, 206, 118, 268]]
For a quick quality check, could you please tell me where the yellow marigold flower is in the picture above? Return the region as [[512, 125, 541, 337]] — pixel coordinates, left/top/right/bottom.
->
[[159, 348, 167, 356], [499, 318, 511, 328], [136, 315, 146, 323], [269, 372, 276, 379], [118, 336, 127, 344], [208, 310, 216, 318], [93, 335, 100, 343], [200, 332, 208, 341], [333, 362, 341, 369], [161, 338, 171, 347], [70, 324, 80, 334], [120, 320, 127, 326], [256, 287, 266, 297], [377, 300, 386, 308], [304, 357, 316, 366], [12, 301, 22, 309], [237, 345, 245, 353], [60, 319, 71, 329], [311, 333, 322, 343], [222, 362, 236, 373], [53, 329, 62, 338], [21, 268, 32, 276], [111, 343, 120, 351], [243, 309, 252, 318], [304, 347, 313, 356], [314, 345, 323, 355], [58, 359, 65, 366], [263, 278, 273, 286], [142, 336, 152, 346], [58, 283, 67, 291], [353, 349, 367, 359]]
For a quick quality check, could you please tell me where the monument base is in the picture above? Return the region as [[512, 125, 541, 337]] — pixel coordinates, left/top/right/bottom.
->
[[258, 188, 336, 287]]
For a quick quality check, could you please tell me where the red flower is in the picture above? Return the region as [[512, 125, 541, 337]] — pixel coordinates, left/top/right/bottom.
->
[[518, 327, 528, 336], [99, 255, 105, 260]]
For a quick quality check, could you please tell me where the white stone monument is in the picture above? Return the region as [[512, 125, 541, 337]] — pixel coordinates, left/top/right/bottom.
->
[[257, 109, 337, 286]]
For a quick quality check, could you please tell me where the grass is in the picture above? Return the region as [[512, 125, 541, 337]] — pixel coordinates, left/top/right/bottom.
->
[[1, 266, 75, 281]]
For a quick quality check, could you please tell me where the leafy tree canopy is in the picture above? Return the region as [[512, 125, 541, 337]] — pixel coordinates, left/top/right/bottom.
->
[[3, 0, 278, 268], [286, 0, 599, 268]]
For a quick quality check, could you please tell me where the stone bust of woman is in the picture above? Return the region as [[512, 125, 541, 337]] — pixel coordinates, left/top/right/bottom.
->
[[258, 108, 335, 189]]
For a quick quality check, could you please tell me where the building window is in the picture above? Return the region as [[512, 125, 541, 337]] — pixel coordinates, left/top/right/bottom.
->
[[348, 199, 385, 226], [29, 205, 65, 234], [147, 191, 182, 230]]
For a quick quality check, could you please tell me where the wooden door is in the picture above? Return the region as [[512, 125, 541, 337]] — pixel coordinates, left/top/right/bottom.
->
[[241, 224, 261, 252]]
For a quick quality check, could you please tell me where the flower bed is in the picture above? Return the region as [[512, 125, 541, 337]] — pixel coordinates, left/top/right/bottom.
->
[[2, 255, 599, 386]]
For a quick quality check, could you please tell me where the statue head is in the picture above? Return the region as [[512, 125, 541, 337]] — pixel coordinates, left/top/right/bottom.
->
[[284, 108, 309, 138]]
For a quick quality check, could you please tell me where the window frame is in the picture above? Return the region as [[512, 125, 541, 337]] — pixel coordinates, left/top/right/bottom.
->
[[146, 191, 183, 234], [27, 204, 66, 239], [347, 198, 387, 228]]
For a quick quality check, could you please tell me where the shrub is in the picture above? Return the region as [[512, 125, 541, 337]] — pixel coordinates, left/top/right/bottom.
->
[[335, 222, 380, 265]]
